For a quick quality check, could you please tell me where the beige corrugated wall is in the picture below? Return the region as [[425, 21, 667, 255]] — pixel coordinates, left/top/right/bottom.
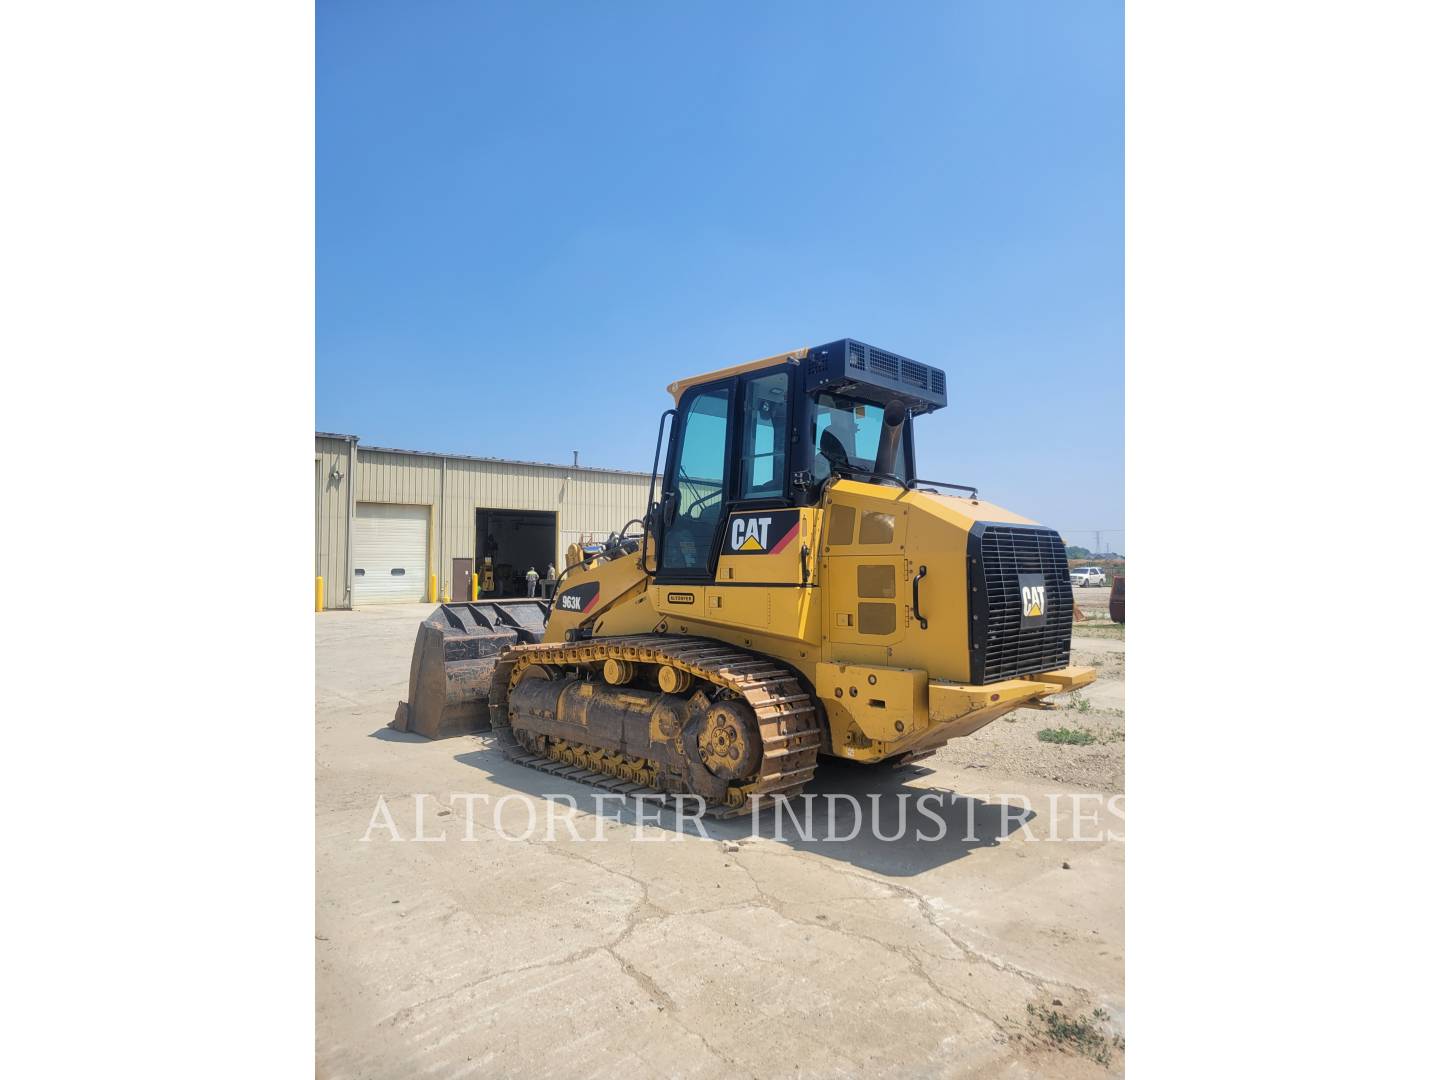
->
[[444, 458, 652, 596], [316, 434, 651, 607], [315, 435, 355, 609]]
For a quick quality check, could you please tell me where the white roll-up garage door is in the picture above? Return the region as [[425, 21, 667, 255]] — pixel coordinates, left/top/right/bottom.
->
[[353, 503, 429, 604]]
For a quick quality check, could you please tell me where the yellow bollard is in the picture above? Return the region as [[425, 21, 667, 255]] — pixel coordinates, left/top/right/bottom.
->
[[315, 576, 323, 612], [429, 573, 438, 603], [471, 571, 479, 602]]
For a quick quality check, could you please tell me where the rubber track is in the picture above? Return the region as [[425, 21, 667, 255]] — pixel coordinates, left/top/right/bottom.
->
[[486, 635, 823, 819]]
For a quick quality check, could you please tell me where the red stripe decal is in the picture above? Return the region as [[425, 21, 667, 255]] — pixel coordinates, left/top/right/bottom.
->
[[769, 521, 800, 554]]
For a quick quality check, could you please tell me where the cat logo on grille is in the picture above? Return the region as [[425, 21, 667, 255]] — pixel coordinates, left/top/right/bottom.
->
[[1018, 573, 1048, 627]]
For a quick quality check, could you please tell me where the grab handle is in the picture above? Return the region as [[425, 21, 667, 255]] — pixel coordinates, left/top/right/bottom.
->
[[912, 565, 928, 630]]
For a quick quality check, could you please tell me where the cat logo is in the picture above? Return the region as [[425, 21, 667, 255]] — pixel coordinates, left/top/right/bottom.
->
[[732, 516, 772, 551], [726, 509, 800, 556], [1018, 573, 1048, 626]]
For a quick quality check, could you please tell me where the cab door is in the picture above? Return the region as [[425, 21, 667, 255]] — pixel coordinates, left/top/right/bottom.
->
[[653, 365, 820, 641], [699, 368, 793, 631]]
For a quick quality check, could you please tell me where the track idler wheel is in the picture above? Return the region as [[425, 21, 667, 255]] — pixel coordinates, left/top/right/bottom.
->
[[696, 699, 763, 781]]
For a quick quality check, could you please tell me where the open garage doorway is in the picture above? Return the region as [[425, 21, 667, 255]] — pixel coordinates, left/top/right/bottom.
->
[[475, 509, 557, 598]]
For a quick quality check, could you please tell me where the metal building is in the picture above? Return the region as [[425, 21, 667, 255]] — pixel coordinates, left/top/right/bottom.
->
[[315, 433, 651, 610]]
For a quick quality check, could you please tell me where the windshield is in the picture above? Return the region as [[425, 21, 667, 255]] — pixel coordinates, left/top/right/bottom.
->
[[811, 392, 910, 483]]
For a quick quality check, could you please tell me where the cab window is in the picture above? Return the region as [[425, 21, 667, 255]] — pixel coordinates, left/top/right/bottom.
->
[[738, 371, 789, 499], [661, 385, 731, 571], [812, 393, 909, 482]]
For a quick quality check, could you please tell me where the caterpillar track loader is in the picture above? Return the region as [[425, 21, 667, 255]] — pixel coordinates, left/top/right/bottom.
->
[[392, 339, 1094, 816]]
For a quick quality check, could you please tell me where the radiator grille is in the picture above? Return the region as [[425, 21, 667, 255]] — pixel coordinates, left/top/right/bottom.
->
[[868, 348, 900, 380], [802, 338, 947, 412], [968, 523, 1073, 684], [901, 358, 929, 388]]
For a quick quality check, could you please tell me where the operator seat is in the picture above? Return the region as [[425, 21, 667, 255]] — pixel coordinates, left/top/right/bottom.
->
[[819, 428, 851, 473]]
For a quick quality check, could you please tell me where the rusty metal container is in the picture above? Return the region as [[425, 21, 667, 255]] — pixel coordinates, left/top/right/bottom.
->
[[1109, 575, 1125, 624]]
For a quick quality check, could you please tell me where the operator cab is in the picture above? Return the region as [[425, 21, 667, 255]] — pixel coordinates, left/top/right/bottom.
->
[[653, 339, 947, 581]]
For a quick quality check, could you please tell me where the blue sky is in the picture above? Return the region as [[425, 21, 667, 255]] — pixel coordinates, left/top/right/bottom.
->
[[318, 1, 1123, 551]]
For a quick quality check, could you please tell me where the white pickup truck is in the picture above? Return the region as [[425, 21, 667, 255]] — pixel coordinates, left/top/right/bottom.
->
[[1070, 566, 1107, 588]]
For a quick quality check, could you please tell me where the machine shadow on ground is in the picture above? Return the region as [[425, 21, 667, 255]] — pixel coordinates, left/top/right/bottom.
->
[[446, 741, 1035, 877], [369, 726, 428, 743]]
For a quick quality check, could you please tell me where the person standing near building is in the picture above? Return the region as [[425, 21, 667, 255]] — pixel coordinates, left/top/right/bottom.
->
[[525, 566, 539, 597]]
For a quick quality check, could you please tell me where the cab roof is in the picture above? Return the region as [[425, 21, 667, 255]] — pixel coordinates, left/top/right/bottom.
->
[[666, 349, 804, 404], [667, 339, 948, 414]]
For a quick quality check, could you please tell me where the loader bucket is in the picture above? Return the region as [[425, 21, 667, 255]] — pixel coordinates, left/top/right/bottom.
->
[[391, 600, 549, 739]]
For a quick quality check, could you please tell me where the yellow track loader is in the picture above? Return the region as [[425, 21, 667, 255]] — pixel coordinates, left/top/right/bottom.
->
[[392, 339, 1094, 815]]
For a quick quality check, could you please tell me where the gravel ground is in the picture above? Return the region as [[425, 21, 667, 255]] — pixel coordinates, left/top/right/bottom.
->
[[932, 601, 1126, 792], [1071, 582, 1118, 620]]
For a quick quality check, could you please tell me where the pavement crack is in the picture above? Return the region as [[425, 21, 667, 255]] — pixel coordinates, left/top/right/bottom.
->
[[723, 853, 1042, 1036], [383, 946, 605, 1025], [820, 863, 1095, 996], [605, 946, 676, 1012]]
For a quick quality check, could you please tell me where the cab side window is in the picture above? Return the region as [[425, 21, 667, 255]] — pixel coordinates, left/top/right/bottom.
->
[[738, 372, 789, 499], [810, 393, 910, 483]]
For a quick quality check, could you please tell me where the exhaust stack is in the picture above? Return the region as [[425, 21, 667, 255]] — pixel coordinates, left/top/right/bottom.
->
[[873, 400, 908, 477]]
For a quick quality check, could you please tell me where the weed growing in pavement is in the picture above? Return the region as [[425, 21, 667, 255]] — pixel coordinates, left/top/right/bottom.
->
[[1037, 727, 1097, 746], [1026, 1003, 1125, 1066]]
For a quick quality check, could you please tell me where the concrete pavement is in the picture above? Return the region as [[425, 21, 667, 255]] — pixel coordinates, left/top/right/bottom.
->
[[316, 604, 1125, 1078]]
